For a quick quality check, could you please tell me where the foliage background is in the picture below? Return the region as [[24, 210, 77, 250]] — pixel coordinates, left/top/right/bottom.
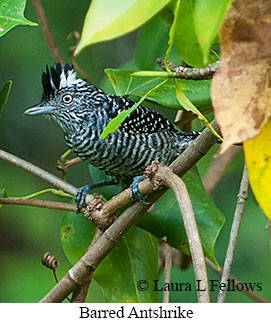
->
[[0, 0, 270, 302]]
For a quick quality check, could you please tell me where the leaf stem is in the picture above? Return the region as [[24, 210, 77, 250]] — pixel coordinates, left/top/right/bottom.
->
[[131, 71, 170, 78], [21, 188, 72, 199], [175, 79, 222, 140], [59, 149, 72, 161]]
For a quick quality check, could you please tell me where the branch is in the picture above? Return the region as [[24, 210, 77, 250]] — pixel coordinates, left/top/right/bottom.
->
[[67, 31, 91, 83], [57, 157, 82, 172], [162, 242, 173, 303], [32, 0, 62, 63], [0, 149, 79, 197], [57, 155, 82, 180], [206, 258, 268, 303], [217, 165, 249, 303], [39, 120, 220, 302], [156, 58, 220, 80], [0, 197, 77, 213], [145, 162, 210, 303]]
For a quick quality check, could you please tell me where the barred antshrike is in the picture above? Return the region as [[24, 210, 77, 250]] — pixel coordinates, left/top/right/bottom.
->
[[24, 63, 201, 211]]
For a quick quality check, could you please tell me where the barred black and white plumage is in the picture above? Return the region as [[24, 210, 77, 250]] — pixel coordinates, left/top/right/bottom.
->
[[24, 63, 201, 207]]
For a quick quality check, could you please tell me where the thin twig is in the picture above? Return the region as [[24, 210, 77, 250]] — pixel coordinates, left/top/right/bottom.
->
[[32, 0, 62, 62], [0, 149, 78, 197], [0, 197, 78, 213], [39, 120, 220, 302], [217, 165, 249, 303], [57, 156, 82, 180], [156, 58, 220, 80], [57, 157, 82, 172], [203, 146, 241, 194], [206, 258, 268, 303], [145, 162, 210, 303], [67, 31, 91, 83], [162, 242, 173, 303]]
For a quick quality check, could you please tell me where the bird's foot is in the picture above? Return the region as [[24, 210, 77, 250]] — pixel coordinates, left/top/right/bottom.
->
[[129, 175, 150, 204], [75, 179, 119, 213], [75, 185, 90, 213]]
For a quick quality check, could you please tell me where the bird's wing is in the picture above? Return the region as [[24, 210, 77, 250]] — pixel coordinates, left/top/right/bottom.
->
[[108, 95, 177, 134]]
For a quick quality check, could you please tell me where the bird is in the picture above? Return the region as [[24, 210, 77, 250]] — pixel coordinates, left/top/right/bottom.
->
[[24, 63, 201, 211]]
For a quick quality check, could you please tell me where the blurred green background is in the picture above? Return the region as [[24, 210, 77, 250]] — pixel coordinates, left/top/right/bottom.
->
[[0, 0, 270, 302]]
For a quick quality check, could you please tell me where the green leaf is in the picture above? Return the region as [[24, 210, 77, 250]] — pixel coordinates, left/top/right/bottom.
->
[[100, 105, 138, 139], [136, 167, 225, 267], [164, 0, 181, 71], [175, 79, 222, 139], [75, 0, 171, 55], [105, 68, 211, 110], [61, 208, 95, 265], [174, 0, 217, 67], [0, 80, 12, 114], [61, 211, 158, 302], [0, 0, 37, 37], [87, 226, 158, 302], [193, 0, 232, 64]]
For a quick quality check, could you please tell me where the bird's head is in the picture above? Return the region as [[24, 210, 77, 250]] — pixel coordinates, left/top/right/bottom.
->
[[24, 63, 92, 133]]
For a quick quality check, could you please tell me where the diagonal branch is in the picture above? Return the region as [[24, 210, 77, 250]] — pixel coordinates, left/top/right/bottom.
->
[[0, 149, 78, 197], [32, 0, 62, 63], [206, 258, 268, 303], [217, 165, 249, 303]]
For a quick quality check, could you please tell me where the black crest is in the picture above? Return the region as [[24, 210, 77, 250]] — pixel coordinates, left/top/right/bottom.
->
[[41, 63, 74, 100]]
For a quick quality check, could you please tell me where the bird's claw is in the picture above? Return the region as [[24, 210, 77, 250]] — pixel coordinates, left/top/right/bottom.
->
[[130, 175, 150, 204], [75, 185, 90, 213]]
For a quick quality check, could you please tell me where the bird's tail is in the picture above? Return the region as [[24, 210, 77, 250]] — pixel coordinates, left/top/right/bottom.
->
[[175, 131, 202, 153]]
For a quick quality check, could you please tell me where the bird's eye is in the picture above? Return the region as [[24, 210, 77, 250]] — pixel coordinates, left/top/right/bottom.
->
[[62, 94, 73, 104]]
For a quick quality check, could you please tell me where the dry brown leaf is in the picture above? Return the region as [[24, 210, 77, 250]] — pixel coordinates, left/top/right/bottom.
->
[[211, 0, 271, 152]]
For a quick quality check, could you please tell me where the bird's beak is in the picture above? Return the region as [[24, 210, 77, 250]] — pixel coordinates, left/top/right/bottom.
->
[[24, 103, 54, 116]]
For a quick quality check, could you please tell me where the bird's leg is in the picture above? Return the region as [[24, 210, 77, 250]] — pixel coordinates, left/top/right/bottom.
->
[[75, 178, 119, 213], [129, 175, 150, 204]]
